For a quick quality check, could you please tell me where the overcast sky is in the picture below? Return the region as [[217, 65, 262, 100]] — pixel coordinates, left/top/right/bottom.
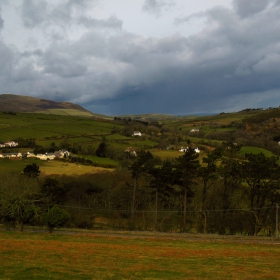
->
[[0, 0, 280, 116]]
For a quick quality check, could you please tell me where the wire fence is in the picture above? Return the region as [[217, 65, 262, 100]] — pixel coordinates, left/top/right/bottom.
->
[[54, 203, 279, 237]]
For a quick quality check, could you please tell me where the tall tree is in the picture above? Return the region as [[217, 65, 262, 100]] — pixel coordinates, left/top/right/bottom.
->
[[241, 153, 280, 235], [215, 142, 242, 234], [198, 149, 221, 233], [128, 150, 154, 218], [175, 148, 200, 232], [0, 174, 41, 231], [217, 157, 242, 234], [41, 177, 66, 206], [149, 160, 175, 231], [95, 137, 108, 158]]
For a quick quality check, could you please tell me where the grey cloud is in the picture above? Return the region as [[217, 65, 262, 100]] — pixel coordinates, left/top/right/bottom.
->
[[64, 0, 94, 10], [232, 0, 271, 18], [42, 48, 88, 78], [3, 1, 280, 115], [174, 11, 205, 25], [20, 0, 48, 28], [85, 4, 280, 114], [19, 0, 121, 32], [0, 42, 14, 76], [142, 0, 174, 15], [0, 9, 4, 30], [253, 54, 280, 74], [77, 15, 123, 29], [20, 49, 43, 58]]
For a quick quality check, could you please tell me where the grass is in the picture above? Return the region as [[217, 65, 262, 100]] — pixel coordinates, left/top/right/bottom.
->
[[0, 230, 280, 279], [40, 160, 114, 176], [151, 149, 183, 160], [0, 158, 115, 175], [35, 109, 94, 117], [239, 146, 276, 157]]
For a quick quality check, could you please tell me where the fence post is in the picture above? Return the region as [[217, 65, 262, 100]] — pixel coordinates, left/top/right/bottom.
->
[[276, 204, 279, 238]]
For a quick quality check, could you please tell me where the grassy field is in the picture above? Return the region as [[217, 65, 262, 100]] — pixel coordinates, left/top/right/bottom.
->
[[0, 230, 279, 279], [0, 158, 116, 175], [40, 160, 114, 176], [239, 146, 276, 157]]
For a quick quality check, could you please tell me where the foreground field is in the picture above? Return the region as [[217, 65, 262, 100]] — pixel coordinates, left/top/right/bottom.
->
[[0, 230, 280, 279]]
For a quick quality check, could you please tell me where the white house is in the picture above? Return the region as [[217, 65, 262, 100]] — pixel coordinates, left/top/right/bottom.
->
[[1, 152, 22, 159], [125, 147, 137, 157], [54, 150, 70, 158], [24, 152, 36, 158], [179, 147, 200, 153], [4, 141, 18, 147], [132, 131, 142, 136], [190, 129, 199, 133]]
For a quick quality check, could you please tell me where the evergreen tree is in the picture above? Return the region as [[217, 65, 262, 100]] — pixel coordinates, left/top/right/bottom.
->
[[23, 163, 40, 178], [96, 137, 108, 157], [175, 148, 200, 232], [241, 153, 280, 235]]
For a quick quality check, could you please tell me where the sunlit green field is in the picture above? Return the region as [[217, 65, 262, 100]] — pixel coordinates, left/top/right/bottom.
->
[[0, 230, 279, 279], [0, 113, 118, 142], [35, 109, 95, 117], [239, 146, 276, 156]]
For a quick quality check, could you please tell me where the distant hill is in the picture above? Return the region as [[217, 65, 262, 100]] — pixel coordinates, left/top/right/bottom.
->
[[0, 94, 94, 117]]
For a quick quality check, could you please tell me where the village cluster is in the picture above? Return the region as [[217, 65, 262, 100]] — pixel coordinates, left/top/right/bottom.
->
[[0, 141, 19, 148], [132, 131, 200, 154], [1, 127, 201, 161], [0, 151, 70, 160]]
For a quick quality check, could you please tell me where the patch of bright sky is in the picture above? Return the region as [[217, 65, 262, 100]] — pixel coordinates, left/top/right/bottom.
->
[[93, 0, 232, 37]]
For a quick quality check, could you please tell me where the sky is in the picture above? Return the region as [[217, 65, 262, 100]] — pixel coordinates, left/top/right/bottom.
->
[[0, 0, 280, 116]]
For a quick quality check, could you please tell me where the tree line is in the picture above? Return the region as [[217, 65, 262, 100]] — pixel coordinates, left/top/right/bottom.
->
[[1, 141, 280, 235]]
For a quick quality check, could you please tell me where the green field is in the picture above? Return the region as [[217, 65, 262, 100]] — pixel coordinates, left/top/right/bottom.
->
[[1, 109, 280, 176], [0, 158, 116, 175], [239, 146, 276, 157], [0, 230, 279, 279]]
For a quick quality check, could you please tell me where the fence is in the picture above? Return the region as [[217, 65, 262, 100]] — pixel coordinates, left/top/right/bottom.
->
[[58, 204, 279, 237]]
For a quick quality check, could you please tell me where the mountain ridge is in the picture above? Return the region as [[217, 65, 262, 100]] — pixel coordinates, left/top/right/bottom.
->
[[0, 94, 92, 115]]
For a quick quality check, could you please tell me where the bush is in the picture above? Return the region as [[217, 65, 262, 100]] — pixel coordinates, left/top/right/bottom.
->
[[43, 205, 70, 233]]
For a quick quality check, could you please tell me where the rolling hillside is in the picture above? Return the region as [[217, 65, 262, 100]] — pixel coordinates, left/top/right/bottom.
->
[[0, 94, 93, 116]]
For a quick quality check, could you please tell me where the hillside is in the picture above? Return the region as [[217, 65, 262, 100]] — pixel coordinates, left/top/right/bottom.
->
[[0, 94, 93, 116]]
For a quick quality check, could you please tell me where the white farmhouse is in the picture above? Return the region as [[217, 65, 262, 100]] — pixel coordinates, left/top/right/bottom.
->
[[179, 147, 200, 153], [132, 131, 142, 136], [4, 141, 18, 147], [54, 150, 70, 158], [125, 147, 137, 157]]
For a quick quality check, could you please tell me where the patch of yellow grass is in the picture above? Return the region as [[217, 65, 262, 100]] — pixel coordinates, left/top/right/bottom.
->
[[40, 161, 113, 175]]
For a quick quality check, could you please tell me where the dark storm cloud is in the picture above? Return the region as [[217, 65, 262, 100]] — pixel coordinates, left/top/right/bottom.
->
[[3, 0, 280, 115], [88, 3, 280, 115]]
